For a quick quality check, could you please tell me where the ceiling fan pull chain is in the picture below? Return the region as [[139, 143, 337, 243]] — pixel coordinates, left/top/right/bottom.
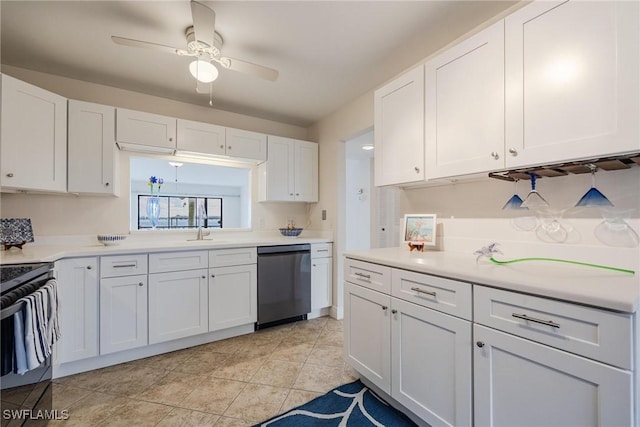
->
[[209, 83, 213, 107]]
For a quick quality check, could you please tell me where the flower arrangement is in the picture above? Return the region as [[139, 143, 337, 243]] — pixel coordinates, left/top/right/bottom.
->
[[148, 176, 164, 195]]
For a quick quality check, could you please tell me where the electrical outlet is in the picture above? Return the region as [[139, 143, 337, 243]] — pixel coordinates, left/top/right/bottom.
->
[[322, 210, 327, 220]]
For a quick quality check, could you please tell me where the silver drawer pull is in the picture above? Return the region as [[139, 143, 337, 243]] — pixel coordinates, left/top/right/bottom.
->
[[410, 287, 436, 297], [112, 263, 137, 268], [316, 249, 329, 252], [354, 272, 371, 280], [512, 313, 560, 329]]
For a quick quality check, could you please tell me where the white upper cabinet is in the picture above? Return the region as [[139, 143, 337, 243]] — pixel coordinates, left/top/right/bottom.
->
[[374, 65, 425, 186], [176, 121, 267, 161], [259, 136, 318, 202], [68, 100, 118, 195], [225, 128, 267, 161], [116, 108, 176, 153], [176, 119, 226, 157], [505, 0, 640, 167], [426, 21, 505, 179], [1, 74, 67, 192]]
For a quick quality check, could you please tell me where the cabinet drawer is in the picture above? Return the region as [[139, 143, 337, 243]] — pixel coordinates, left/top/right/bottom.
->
[[474, 286, 633, 370], [149, 250, 208, 273], [311, 243, 332, 259], [344, 258, 391, 294], [100, 254, 148, 278], [209, 247, 257, 267], [392, 269, 472, 320]]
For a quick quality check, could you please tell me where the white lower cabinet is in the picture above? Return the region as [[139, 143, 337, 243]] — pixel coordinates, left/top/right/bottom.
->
[[474, 324, 632, 427], [99, 274, 148, 355], [391, 298, 472, 426], [148, 269, 209, 344], [344, 282, 391, 394], [208, 264, 257, 331], [56, 258, 99, 363], [345, 257, 635, 426], [311, 243, 333, 311]]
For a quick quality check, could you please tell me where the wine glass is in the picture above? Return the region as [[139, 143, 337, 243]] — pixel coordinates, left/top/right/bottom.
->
[[575, 164, 613, 207], [594, 207, 639, 247], [520, 174, 549, 209], [502, 179, 528, 210]]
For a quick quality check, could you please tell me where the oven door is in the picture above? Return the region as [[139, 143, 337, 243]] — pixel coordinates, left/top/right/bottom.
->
[[1, 279, 53, 426]]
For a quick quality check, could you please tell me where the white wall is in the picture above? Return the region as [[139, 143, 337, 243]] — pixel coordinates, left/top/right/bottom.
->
[[0, 67, 311, 236]]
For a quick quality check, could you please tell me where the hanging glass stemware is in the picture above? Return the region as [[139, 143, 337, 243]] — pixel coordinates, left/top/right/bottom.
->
[[502, 179, 529, 210], [575, 165, 613, 207], [520, 174, 549, 209]]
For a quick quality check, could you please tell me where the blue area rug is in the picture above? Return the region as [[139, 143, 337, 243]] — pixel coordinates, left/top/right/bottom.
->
[[254, 380, 417, 426]]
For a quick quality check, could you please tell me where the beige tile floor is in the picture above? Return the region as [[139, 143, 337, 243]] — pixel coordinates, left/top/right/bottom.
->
[[13, 317, 358, 426]]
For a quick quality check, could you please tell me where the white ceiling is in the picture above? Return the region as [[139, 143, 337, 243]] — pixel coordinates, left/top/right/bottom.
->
[[0, 1, 516, 127]]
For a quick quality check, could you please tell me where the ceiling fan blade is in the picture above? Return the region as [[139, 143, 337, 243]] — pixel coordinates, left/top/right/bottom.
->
[[219, 57, 279, 81], [111, 36, 186, 55], [191, 0, 216, 48]]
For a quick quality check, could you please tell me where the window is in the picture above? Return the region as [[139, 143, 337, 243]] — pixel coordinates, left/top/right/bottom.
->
[[137, 196, 223, 229], [130, 156, 251, 231]]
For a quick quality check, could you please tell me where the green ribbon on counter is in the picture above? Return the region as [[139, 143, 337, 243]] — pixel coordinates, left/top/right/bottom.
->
[[489, 256, 635, 275]]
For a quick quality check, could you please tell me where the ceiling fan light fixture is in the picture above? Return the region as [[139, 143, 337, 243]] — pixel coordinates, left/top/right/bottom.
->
[[189, 59, 218, 83]]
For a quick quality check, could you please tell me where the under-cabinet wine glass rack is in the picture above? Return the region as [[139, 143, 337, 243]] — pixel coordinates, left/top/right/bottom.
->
[[488, 152, 640, 182]]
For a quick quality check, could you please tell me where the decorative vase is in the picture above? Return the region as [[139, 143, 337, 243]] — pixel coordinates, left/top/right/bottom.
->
[[146, 196, 160, 229]]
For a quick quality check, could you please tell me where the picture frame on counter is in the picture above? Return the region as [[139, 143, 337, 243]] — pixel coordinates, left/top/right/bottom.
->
[[402, 214, 437, 247]]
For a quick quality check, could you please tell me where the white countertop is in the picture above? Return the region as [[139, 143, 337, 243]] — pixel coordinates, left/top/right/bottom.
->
[[344, 247, 640, 313], [0, 233, 332, 264]]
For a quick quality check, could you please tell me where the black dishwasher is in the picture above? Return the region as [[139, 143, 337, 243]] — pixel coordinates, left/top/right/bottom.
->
[[256, 244, 311, 330]]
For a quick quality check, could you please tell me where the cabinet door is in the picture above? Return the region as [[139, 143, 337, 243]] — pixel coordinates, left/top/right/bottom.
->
[[374, 66, 424, 186], [148, 270, 208, 344], [426, 21, 504, 178], [0, 74, 67, 192], [226, 128, 267, 161], [176, 119, 226, 156], [68, 100, 118, 195], [344, 282, 391, 394], [56, 258, 99, 363], [474, 324, 633, 427], [260, 136, 295, 201], [505, 0, 640, 167], [311, 256, 332, 310], [294, 140, 318, 202], [208, 264, 257, 331], [391, 298, 472, 427], [100, 275, 148, 354], [116, 108, 176, 151]]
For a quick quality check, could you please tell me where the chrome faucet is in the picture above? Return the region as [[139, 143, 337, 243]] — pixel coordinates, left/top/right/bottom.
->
[[196, 227, 210, 240]]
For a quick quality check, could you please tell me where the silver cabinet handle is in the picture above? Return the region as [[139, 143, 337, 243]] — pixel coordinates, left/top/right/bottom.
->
[[381, 305, 388, 311], [169, 137, 173, 142], [228, 146, 232, 150], [508, 148, 518, 156], [201, 276, 206, 279], [316, 249, 329, 252], [414, 166, 420, 173], [138, 282, 144, 287], [220, 145, 224, 149], [491, 151, 500, 160], [354, 272, 371, 279], [512, 313, 560, 328], [6, 173, 13, 178], [113, 264, 136, 268], [410, 287, 436, 297], [391, 309, 397, 314], [86, 265, 92, 270], [211, 274, 215, 278], [296, 193, 300, 196], [313, 264, 317, 267], [476, 341, 485, 348], [290, 193, 294, 196], [105, 182, 110, 187]]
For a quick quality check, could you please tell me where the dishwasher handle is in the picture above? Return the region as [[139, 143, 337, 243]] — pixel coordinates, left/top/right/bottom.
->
[[258, 244, 311, 255]]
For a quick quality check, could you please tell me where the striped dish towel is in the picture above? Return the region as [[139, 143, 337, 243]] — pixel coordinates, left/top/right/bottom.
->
[[13, 279, 61, 374]]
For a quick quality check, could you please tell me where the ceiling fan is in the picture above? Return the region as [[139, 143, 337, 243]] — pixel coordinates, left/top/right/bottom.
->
[[111, 0, 279, 101]]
